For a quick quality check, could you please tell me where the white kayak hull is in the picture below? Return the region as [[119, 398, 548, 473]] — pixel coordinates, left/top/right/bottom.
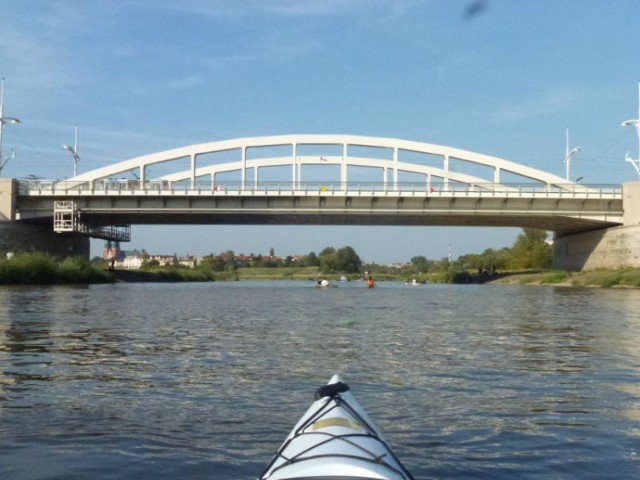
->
[[260, 375, 414, 480]]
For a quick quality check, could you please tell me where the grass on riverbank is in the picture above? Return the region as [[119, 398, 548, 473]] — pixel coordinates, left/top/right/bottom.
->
[[0, 252, 113, 285], [236, 266, 319, 280], [488, 268, 640, 288]]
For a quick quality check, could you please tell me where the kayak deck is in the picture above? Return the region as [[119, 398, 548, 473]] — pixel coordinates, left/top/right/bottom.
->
[[260, 375, 414, 480]]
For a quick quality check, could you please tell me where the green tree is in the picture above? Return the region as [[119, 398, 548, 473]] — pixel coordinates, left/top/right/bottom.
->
[[304, 251, 319, 267], [318, 247, 337, 273], [410, 255, 429, 273], [200, 253, 226, 272], [319, 252, 337, 273], [458, 248, 509, 273], [509, 228, 551, 269], [335, 246, 362, 273], [219, 250, 237, 271]]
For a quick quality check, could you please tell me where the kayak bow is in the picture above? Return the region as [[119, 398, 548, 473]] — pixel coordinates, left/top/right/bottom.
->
[[260, 374, 414, 480]]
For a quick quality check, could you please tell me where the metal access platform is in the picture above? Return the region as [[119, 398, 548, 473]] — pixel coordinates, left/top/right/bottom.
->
[[53, 200, 131, 241]]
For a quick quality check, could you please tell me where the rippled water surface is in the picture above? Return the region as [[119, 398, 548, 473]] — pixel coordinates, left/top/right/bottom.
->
[[1, 281, 639, 479]]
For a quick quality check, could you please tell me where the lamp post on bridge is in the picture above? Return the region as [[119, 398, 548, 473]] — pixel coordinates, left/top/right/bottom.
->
[[564, 127, 581, 182], [63, 124, 80, 177], [0, 78, 22, 177], [621, 81, 640, 179]]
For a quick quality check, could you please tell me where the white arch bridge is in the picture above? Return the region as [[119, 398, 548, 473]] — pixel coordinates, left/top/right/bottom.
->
[[14, 134, 623, 241]]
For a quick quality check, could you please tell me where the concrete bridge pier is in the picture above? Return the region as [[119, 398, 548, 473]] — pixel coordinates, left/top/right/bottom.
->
[[553, 182, 640, 271], [0, 178, 89, 259]]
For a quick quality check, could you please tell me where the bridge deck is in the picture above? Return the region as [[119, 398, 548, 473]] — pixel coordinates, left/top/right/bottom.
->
[[15, 181, 623, 237]]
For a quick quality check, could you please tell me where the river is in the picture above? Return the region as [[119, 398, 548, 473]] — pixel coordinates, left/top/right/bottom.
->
[[0, 281, 639, 479]]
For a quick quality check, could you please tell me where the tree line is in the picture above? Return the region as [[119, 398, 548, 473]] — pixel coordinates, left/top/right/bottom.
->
[[156, 228, 551, 277], [190, 245, 364, 274]]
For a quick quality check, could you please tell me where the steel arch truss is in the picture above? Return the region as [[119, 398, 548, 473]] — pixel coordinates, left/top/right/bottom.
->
[[70, 134, 579, 191]]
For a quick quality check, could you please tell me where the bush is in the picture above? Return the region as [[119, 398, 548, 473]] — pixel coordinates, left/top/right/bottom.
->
[[0, 252, 113, 285], [620, 269, 640, 287], [0, 252, 57, 284], [600, 272, 622, 288], [540, 271, 569, 284]]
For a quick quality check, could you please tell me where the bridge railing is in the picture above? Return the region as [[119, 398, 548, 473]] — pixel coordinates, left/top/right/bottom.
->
[[17, 179, 623, 199]]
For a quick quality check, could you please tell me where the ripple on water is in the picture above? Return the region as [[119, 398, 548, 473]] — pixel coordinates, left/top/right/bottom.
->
[[1, 283, 640, 479]]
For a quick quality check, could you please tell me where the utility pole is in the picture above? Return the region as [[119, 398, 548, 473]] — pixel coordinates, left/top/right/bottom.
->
[[622, 81, 640, 179], [63, 124, 80, 177], [564, 127, 581, 181]]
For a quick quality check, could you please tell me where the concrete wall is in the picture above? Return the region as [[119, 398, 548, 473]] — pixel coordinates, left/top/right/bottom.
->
[[0, 221, 90, 259], [553, 225, 640, 271], [0, 178, 17, 221], [623, 182, 640, 225]]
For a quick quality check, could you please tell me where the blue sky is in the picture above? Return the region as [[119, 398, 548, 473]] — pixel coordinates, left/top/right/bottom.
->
[[1, 0, 639, 263]]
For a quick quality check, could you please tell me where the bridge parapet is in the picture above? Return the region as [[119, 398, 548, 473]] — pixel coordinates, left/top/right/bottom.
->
[[17, 179, 622, 200]]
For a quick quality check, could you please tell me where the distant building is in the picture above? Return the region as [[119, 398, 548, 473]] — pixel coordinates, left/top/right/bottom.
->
[[178, 256, 197, 268], [103, 241, 125, 261], [148, 254, 176, 267], [105, 248, 303, 270], [120, 254, 143, 270], [111, 249, 143, 270]]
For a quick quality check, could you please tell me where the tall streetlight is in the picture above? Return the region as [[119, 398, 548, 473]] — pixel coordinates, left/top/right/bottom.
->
[[621, 81, 640, 179], [564, 127, 581, 181], [63, 124, 80, 177], [0, 78, 22, 177]]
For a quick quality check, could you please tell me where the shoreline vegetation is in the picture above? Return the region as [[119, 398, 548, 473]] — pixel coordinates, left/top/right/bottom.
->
[[1, 251, 640, 288], [0, 252, 113, 285], [0, 230, 638, 287]]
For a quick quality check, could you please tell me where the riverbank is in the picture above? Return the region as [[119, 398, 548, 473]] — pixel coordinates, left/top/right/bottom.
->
[[233, 267, 640, 288], [2, 251, 640, 288], [487, 268, 640, 288]]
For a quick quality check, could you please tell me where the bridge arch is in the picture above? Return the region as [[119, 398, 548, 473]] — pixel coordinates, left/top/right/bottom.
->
[[71, 134, 577, 191]]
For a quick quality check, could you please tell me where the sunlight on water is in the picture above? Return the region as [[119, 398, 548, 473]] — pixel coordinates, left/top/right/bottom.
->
[[1, 282, 639, 479]]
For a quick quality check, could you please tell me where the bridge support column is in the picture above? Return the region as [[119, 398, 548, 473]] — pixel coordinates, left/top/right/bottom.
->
[[1, 178, 90, 259], [553, 182, 640, 271], [0, 178, 17, 221]]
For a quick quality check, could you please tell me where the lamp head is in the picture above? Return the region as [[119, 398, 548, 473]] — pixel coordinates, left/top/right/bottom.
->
[[63, 144, 80, 162], [1, 116, 21, 125]]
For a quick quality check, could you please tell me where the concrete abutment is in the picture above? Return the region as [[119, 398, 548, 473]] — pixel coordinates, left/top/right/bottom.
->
[[0, 178, 90, 259], [553, 182, 640, 271]]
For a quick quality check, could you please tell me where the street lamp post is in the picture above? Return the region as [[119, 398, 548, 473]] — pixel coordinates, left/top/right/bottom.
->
[[621, 81, 640, 179], [0, 78, 21, 177], [564, 127, 581, 181], [63, 125, 80, 177]]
